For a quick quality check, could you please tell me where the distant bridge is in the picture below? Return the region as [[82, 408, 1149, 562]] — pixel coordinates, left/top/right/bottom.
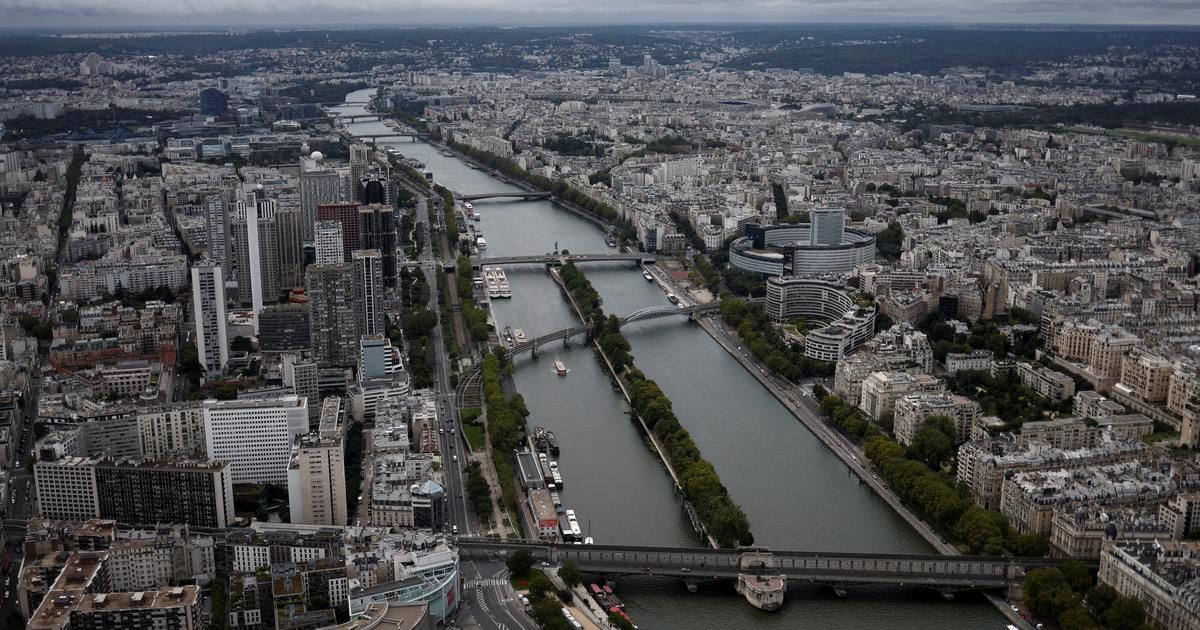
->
[[460, 191, 553, 202], [506, 303, 720, 356], [471, 253, 654, 268], [330, 113, 385, 121], [457, 538, 1092, 605]]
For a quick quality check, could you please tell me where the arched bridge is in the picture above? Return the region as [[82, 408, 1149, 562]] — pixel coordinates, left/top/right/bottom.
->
[[460, 191, 553, 202], [472, 253, 654, 268], [508, 302, 720, 356], [456, 538, 1094, 609]]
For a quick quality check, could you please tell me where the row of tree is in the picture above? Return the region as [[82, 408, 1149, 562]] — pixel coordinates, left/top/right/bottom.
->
[[815, 392, 1045, 556], [464, 459, 493, 520], [481, 351, 531, 520], [444, 138, 622, 224], [558, 263, 754, 548], [719, 297, 836, 382]]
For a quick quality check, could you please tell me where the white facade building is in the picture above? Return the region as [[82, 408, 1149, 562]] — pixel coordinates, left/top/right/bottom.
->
[[190, 261, 228, 378], [202, 397, 309, 484]]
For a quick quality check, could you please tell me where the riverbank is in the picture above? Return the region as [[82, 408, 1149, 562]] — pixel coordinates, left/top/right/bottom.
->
[[553, 263, 754, 549], [381, 114, 617, 232], [551, 267, 717, 549], [694, 317, 1035, 628]]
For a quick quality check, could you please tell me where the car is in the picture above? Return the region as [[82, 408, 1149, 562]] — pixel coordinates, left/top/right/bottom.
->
[[540, 561, 550, 567], [679, 568, 691, 573], [642, 567, 651, 573], [1010, 605, 1019, 612], [452, 455, 458, 462], [871, 474, 878, 479], [439, 428, 445, 434]]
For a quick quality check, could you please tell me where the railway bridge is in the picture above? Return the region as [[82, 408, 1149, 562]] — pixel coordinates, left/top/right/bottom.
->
[[457, 538, 1091, 611]]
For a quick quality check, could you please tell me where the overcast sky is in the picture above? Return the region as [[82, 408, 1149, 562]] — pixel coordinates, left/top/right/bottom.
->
[[3, 0, 1200, 29]]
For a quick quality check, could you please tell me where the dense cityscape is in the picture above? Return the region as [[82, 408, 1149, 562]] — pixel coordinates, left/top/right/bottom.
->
[[0, 21, 1199, 630]]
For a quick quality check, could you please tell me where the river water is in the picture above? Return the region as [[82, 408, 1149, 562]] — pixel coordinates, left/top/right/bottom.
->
[[338, 89, 1002, 629]]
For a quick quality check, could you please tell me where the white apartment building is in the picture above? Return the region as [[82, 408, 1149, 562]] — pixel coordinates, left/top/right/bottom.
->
[[190, 261, 228, 377], [202, 396, 309, 484], [858, 371, 945, 421], [287, 398, 348, 526], [136, 403, 206, 459], [893, 393, 981, 446]]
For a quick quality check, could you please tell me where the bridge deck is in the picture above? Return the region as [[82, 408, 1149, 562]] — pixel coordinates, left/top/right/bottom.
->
[[457, 539, 1093, 589]]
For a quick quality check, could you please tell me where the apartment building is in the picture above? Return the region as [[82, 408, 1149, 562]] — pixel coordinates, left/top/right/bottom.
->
[[1099, 541, 1200, 630], [893, 393, 981, 445], [858, 371, 944, 421], [201, 396, 309, 484]]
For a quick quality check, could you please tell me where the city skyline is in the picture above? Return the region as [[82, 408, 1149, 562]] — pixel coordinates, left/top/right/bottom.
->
[[5, 8, 1200, 29]]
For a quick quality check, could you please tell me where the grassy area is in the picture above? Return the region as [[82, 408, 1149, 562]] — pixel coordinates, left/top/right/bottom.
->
[[1143, 431, 1180, 445], [1064, 126, 1200, 147], [463, 424, 486, 450]]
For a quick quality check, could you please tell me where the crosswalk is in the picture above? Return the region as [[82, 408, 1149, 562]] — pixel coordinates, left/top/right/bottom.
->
[[464, 577, 508, 589]]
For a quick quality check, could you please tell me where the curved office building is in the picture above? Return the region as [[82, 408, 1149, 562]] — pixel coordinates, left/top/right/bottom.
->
[[766, 275, 877, 362], [729, 214, 876, 276]]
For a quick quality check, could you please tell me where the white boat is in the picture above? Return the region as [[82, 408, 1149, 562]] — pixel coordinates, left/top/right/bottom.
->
[[476, 237, 487, 250], [554, 359, 569, 376], [494, 267, 511, 298], [513, 329, 527, 343], [472, 211, 481, 221], [483, 267, 502, 298], [463, 201, 474, 210], [642, 270, 654, 282]]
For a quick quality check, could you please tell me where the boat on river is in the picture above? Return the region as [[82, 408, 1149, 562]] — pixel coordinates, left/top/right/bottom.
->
[[553, 359, 569, 376], [642, 270, 654, 282], [513, 328, 527, 343], [483, 267, 502, 298]]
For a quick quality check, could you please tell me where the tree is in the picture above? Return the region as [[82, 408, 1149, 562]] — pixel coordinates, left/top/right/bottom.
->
[[1103, 596, 1147, 630], [559, 561, 582, 588], [1085, 583, 1119, 616], [1012, 532, 1049, 557], [1060, 560, 1092, 594], [230, 336, 254, 352], [1025, 568, 1080, 621], [1058, 605, 1099, 630], [506, 549, 534, 577], [527, 570, 556, 600], [906, 415, 956, 469]]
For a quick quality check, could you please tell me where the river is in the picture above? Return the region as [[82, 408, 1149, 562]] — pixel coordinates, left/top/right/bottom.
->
[[337, 89, 1002, 629]]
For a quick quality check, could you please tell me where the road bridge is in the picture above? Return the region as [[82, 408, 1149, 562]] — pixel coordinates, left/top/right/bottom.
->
[[457, 538, 1093, 610], [460, 191, 553, 202], [329, 113, 385, 121], [353, 133, 427, 141], [504, 303, 720, 357], [471, 253, 654, 268]]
